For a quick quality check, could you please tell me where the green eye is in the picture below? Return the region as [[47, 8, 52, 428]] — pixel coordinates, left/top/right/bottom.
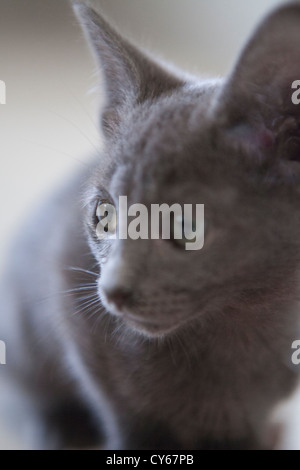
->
[[95, 201, 117, 239], [171, 215, 197, 248]]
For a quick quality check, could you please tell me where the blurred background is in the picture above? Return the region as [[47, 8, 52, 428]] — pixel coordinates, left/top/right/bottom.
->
[[0, 0, 297, 449]]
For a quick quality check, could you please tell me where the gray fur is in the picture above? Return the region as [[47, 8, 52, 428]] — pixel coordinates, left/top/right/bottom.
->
[[1, 1, 300, 449]]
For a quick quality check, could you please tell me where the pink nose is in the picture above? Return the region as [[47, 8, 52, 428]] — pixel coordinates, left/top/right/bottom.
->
[[104, 286, 133, 310]]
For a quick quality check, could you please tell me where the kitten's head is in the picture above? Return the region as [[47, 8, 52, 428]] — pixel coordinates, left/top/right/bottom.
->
[[74, 2, 300, 337]]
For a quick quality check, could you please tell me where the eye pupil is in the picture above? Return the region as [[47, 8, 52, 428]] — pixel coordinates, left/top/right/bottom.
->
[[100, 211, 109, 232]]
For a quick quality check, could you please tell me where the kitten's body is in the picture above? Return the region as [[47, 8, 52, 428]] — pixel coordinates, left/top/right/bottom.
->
[[2, 2, 300, 449]]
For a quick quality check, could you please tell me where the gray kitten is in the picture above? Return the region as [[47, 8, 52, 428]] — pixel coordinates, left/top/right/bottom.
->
[[2, 1, 300, 450]]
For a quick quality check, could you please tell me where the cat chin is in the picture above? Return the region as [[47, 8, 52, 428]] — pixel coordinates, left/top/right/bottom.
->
[[125, 317, 179, 339]]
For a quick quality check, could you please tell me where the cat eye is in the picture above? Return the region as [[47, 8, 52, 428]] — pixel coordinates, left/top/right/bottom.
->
[[171, 215, 197, 248], [95, 201, 117, 239]]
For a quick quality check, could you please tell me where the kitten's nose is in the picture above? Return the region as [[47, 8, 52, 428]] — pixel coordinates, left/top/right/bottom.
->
[[104, 286, 134, 310]]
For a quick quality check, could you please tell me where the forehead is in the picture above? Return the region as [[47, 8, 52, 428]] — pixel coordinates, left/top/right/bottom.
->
[[109, 85, 232, 204], [122, 86, 215, 156], [112, 88, 214, 181]]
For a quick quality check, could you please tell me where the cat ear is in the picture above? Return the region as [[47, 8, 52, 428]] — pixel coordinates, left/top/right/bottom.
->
[[214, 3, 300, 166], [72, 2, 181, 135]]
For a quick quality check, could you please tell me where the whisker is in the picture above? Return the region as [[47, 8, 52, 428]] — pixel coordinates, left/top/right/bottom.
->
[[73, 290, 99, 302], [72, 297, 100, 317], [49, 110, 101, 157], [75, 295, 99, 308], [174, 332, 192, 371], [166, 336, 177, 367], [74, 292, 99, 304], [65, 266, 99, 277], [55, 77, 100, 135], [90, 309, 108, 334], [20, 137, 89, 167], [62, 285, 97, 294], [77, 302, 102, 320], [33, 284, 97, 305]]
